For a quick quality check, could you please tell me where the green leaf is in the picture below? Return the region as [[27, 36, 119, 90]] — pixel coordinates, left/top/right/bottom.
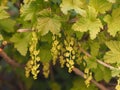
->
[[41, 32, 52, 44], [90, 0, 112, 14], [20, 1, 39, 21], [39, 42, 52, 63], [0, 18, 16, 33], [36, 9, 61, 36], [93, 65, 111, 82], [51, 0, 61, 4], [0, 6, 9, 19], [85, 57, 97, 69], [49, 81, 61, 90], [111, 69, 120, 77], [104, 7, 120, 37], [90, 42, 100, 56], [72, 6, 102, 39], [71, 77, 98, 90], [104, 41, 120, 64], [103, 68, 111, 82], [75, 31, 83, 39], [10, 32, 32, 56], [60, 0, 86, 16], [94, 67, 103, 81]]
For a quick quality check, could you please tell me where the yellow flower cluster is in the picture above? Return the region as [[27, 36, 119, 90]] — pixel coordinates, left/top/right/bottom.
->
[[59, 55, 66, 68], [64, 37, 76, 73], [66, 59, 74, 73], [43, 62, 50, 78], [25, 32, 40, 79], [84, 68, 92, 87], [51, 35, 61, 65]]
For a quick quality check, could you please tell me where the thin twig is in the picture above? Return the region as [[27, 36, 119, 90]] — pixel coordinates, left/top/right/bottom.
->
[[79, 47, 117, 70], [17, 29, 32, 33], [0, 48, 24, 68], [72, 67, 109, 90]]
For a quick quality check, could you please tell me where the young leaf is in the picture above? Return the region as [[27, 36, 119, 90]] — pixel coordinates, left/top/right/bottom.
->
[[72, 6, 102, 39], [36, 9, 61, 36], [60, 0, 86, 16], [104, 7, 120, 37], [104, 41, 120, 64], [10, 32, 32, 56], [90, 0, 112, 14]]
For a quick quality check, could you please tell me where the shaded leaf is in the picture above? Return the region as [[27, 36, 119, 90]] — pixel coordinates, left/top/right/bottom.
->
[[93, 65, 111, 82], [0, 18, 16, 33], [71, 77, 98, 90], [49, 81, 61, 90], [39, 42, 52, 63]]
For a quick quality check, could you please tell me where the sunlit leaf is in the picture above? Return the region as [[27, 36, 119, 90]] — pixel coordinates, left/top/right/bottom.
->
[[36, 9, 61, 36], [104, 41, 120, 64], [72, 6, 102, 39], [60, 0, 86, 16], [104, 7, 120, 36], [90, 0, 112, 14]]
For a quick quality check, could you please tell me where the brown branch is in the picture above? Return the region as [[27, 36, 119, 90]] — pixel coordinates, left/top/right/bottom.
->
[[0, 41, 115, 90], [72, 67, 109, 90], [79, 47, 117, 70], [0, 48, 24, 68]]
